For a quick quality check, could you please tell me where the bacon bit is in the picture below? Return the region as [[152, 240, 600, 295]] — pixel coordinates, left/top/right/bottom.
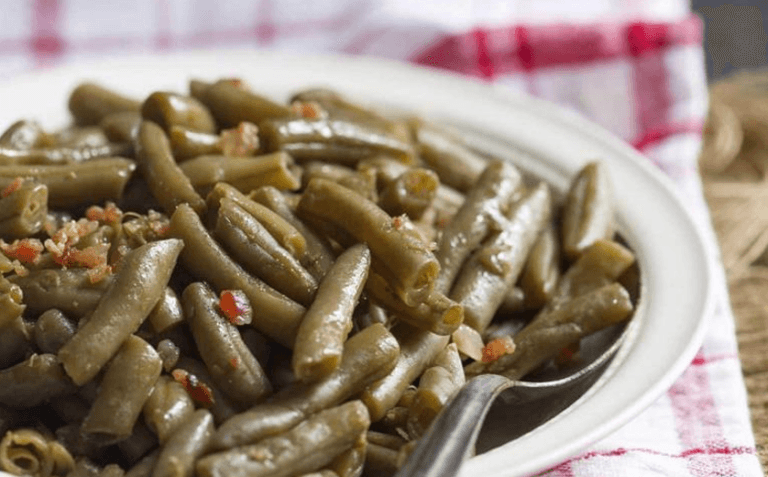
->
[[392, 215, 405, 231], [219, 290, 252, 326], [220, 122, 260, 157], [172, 369, 215, 407], [1, 239, 44, 264], [147, 210, 170, 238], [481, 336, 516, 363], [229, 357, 239, 370], [290, 100, 327, 120], [85, 202, 123, 225], [87, 263, 113, 284], [555, 342, 580, 366], [9, 259, 28, 277], [1, 177, 24, 198]]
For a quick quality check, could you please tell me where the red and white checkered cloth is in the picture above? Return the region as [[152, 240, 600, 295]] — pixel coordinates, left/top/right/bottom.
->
[[0, 1, 763, 476]]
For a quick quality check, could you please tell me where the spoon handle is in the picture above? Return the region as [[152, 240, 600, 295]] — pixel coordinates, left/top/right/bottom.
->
[[393, 373, 513, 477]]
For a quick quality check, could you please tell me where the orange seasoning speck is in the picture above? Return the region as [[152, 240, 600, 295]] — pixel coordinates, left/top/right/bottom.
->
[[1, 239, 44, 264], [1, 177, 24, 198], [481, 337, 516, 363], [219, 290, 252, 326], [172, 369, 215, 407]]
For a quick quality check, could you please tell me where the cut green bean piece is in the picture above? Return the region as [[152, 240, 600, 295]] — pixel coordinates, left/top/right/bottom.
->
[[147, 287, 184, 335], [192, 80, 291, 128], [562, 161, 614, 260], [520, 224, 560, 310], [68, 83, 141, 126], [33, 309, 76, 355], [141, 92, 217, 134], [9, 268, 114, 319], [142, 375, 195, 444], [0, 181, 48, 239], [415, 122, 487, 192], [152, 409, 214, 477], [180, 152, 300, 195], [100, 111, 142, 144], [0, 354, 76, 408], [58, 239, 183, 385], [0, 120, 48, 150]]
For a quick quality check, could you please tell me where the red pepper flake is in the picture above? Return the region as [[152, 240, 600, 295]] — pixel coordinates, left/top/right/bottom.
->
[[555, 342, 580, 366], [219, 290, 252, 326], [220, 122, 260, 157], [172, 369, 215, 407], [1, 177, 24, 198], [0, 239, 44, 264], [481, 336, 516, 363], [229, 357, 239, 370], [290, 100, 327, 119]]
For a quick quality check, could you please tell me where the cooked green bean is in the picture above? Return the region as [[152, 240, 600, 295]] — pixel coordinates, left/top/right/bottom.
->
[[9, 268, 114, 319], [407, 343, 465, 438], [0, 158, 135, 209], [298, 178, 439, 306], [292, 243, 370, 382], [99, 111, 142, 143], [180, 152, 300, 195], [0, 120, 49, 150], [302, 161, 378, 201], [498, 286, 526, 315], [212, 323, 398, 450], [361, 324, 449, 421], [197, 400, 370, 477], [562, 161, 614, 260], [0, 428, 74, 477], [520, 224, 560, 309], [168, 203, 305, 348], [191, 79, 291, 128], [415, 122, 488, 192], [134, 121, 207, 216], [296, 471, 338, 477], [54, 126, 110, 148], [433, 160, 522, 294], [0, 354, 75, 408], [379, 167, 439, 220], [0, 277, 25, 327], [169, 126, 221, 161], [0, 314, 31, 370], [33, 309, 75, 355], [174, 357, 240, 424], [250, 186, 334, 280], [260, 116, 415, 165], [0, 180, 48, 238], [124, 451, 159, 477], [182, 282, 272, 406], [68, 83, 141, 126], [214, 198, 317, 305], [207, 182, 307, 259], [0, 142, 132, 165], [289, 88, 401, 136], [142, 375, 195, 444], [450, 183, 551, 332], [82, 335, 162, 443], [141, 92, 217, 134], [364, 443, 400, 477], [466, 283, 633, 379], [147, 287, 184, 334], [58, 239, 183, 385], [327, 432, 366, 477], [152, 409, 214, 477]]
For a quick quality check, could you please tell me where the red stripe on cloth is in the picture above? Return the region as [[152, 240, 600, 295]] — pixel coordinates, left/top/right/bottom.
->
[[667, 353, 738, 476], [474, 29, 495, 79], [690, 352, 739, 367], [255, 0, 277, 46], [155, 0, 172, 50], [546, 445, 755, 470], [31, 0, 64, 67], [631, 121, 704, 150], [627, 16, 703, 57], [342, 27, 390, 54]]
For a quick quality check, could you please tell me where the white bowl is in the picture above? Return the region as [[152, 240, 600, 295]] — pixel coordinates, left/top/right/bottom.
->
[[0, 51, 715, 477]]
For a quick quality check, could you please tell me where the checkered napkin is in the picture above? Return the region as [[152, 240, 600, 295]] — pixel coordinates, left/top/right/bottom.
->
[[0, 0, 763, 475]]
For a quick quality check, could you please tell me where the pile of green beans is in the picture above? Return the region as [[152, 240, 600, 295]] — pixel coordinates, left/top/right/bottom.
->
[[0, 79, 637, 477]]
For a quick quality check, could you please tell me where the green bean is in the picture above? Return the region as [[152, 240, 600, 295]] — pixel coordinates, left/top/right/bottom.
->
[[363, 443, 400, 477], [0, 158, 136, 209], [433, 160, 522, 294], [168, 126, 221, 161], [0, 428, 67, 477], [519, 224, 560, 310], [152, 409, 214, 477], [207, 182, 307, 259], [379, 167, 439, 220], [548, 239, 635, 311], [298, 178, 439, 306], [466, 283, 633, 379], [9, 268, 114, 319], [0, 315, 31, 370], [68, 83, 141, 126], [180, 152, 300, 195], [191, 79, 291, 128], [182, 282, 272, 406], [250, 186, 334, 280], [99, 112, 142, 144], [562, 161, 614, 260], [168, 204, 305, 348], [142, 375, 195, 444], [174, 357, 240, 424], [292, 244, 370, 382], [212, 323, 399, 450], [327, 432, 366, 477], [0, 181, 48, 238], [302, 161, 378, 202], [0, 354, 76, 408], [214, 198, 317, 305], [0, 277, 24, 327], [58, 239, 183, 385], [33, 309, 76, 355], [260, 117, 415, 165], [415, 122, 488, 192], [147, 287, 184, 334], [82, 335, 162, 443], [289, 88, 402, 136], [141, 92, 217, 134], [0, 142, 131, 165], [296, 471, 338, 477], [407, 343, 465, 438], [498, 286, 526, 315], [54, 126, 110, 148], [196, 401, 370, 477], [124, 451, 159, 477], [361, 324, 448, 421], [450, 182, 552, 332], [0, 120, 49, 149], [134, 121, 207, 216]]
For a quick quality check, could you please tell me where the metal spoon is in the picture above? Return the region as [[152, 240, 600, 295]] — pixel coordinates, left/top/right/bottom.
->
[[394, 323, 630, 477]]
